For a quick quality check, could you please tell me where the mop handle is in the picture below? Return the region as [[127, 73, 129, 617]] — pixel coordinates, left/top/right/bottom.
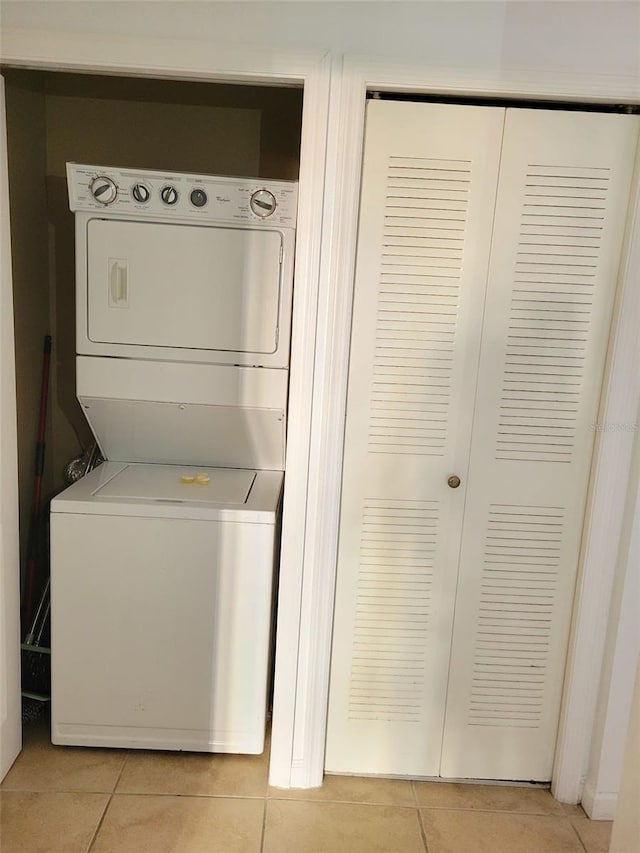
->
[[25, 578, 50, 646]]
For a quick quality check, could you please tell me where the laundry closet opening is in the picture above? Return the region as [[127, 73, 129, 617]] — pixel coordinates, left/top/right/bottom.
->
[[1, 67, 303, 743], [326, 94, 639, 783]]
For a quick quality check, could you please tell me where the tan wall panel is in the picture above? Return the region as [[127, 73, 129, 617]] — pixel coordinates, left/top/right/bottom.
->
[[44, 94, 261, 178], [4, 73, 52, 595]]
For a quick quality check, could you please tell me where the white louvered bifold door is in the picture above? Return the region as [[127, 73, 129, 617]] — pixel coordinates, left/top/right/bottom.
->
[[325, 101, 504, 776], [440, 109, 639, 781], [326, 100, 639, 781]]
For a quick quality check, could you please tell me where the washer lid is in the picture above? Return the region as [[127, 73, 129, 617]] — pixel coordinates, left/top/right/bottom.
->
[[93, 464, 256, 506]]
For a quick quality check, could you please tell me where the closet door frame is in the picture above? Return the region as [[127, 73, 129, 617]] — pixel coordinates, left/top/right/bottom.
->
[[310, 60, 640, 802], [0, 27, 331, 790]]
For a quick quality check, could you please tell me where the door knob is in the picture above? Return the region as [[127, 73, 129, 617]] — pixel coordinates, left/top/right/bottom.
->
[[448, 475, 461, 489]]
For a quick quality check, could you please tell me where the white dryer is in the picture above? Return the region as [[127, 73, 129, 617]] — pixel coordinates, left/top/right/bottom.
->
[[69, 164, 297, 369], [50, 164, 297, 754]]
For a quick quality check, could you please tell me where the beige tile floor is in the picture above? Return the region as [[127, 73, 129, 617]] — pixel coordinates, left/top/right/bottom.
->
[[1, 715, 612, 853]]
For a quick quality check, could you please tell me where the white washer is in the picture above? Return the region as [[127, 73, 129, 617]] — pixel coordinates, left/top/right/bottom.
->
[[50, 165, 297, 753], [51, 463, 283, 753]]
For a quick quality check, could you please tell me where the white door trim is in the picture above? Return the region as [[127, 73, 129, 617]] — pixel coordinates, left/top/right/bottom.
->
[[0, 74, 22, 783], [554, 162, 640, 803], [296, 57, 640, 796], [0, 27, 331, 789]]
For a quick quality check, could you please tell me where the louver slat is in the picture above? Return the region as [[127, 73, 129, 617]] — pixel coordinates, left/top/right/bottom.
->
[[348, 499, 438, 722], [468, 505, 563, 727], [369, 157, 469, 456], [496, 166, 609, 463]]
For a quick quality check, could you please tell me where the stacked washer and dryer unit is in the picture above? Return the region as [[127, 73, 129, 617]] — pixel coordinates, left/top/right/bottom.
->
[[50, 164, 297, 754]]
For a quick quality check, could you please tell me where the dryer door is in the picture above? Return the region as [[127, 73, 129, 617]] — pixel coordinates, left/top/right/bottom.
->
[[85, 219, 283, 359]]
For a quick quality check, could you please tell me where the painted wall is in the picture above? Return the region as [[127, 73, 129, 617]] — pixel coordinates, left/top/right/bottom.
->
[[582, 404, 640, 819], [3, 73, 51, 602], [609, 657, 640, 851], [1, 0, 640, 74], [0, 75, 22, 783], [1, 1, 639, 78]]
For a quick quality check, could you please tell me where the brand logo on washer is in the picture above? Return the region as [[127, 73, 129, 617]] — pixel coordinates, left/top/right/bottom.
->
[[216, 195, 231, 203]]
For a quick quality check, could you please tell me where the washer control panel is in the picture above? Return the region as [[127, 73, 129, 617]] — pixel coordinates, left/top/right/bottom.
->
[[68, 163, 298, 226]]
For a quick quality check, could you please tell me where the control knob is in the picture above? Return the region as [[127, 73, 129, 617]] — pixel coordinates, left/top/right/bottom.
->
[[190, 188, 208, 208], [160, 185, 179, 206], [89, 175, 117, 205], [131, 183, 151, 203], [250, 188, 277, 218]]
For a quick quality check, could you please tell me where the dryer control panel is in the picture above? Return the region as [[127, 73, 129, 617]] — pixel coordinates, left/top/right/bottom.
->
[[67, 163, 298, 227]]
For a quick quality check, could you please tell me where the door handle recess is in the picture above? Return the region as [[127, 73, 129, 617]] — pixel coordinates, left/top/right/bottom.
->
[[448, 475, 461, 489], [109, 259, 129, 307]]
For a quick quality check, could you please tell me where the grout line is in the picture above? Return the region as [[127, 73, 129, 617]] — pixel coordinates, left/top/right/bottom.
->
[[86, 749, 130, 852], [267, 795, 419, 808], [416, 805, 430, 853], [411, 779, 430, 853], [264, 794, 566, 815], [103, 791, 267, 801], [417, 805, 569, 816], [259, 795, 268, 853], [567, 817, 589, 853], [111, 750, 130, 796], [86, 792, 113, 853]]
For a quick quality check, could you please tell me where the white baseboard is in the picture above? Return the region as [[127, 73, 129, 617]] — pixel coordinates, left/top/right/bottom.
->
[[581, 780, 618, 820]]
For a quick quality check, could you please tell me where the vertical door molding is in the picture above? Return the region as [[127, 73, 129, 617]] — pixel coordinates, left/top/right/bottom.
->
[[303, 56, 640, 795], [0, 28, 331, 789], [0, 74, 22, 782], [268, 51, 332, 789], [580, 422, 640, 819], [285, 62, 369, 786], [552, 155, 640, 803]]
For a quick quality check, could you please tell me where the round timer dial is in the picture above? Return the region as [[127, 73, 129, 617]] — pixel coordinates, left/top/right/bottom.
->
[[131, 183, 151, 203], [89, 176, 118, 205], [250, 189, 277, 218], [160, 185, 179, 206]]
